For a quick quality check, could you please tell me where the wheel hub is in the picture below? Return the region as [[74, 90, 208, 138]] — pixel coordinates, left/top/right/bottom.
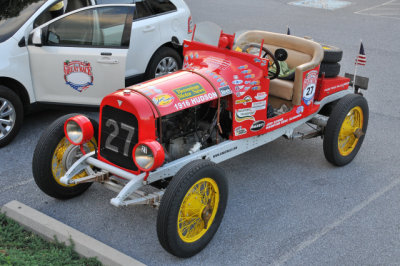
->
[[0, 97, 16, 139], [201, 200, 213, 229], [155, 57, 178, 77]]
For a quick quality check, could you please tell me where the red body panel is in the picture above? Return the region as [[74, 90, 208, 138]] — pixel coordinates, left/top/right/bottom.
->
[[315, 76, 350, 101], [96, 33, 352, 173]]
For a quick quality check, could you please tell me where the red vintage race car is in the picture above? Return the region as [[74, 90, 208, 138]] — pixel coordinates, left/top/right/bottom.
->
[[32, 29, 369, 258]]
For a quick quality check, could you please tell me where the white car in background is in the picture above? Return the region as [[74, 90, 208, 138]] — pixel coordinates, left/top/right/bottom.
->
[[0, 0, 193, 147]]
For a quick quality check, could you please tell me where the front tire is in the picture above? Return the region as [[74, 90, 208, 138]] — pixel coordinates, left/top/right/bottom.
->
[[157, 160, 228, 258], [32, 114, 98, 199], [323, 94, 369, 166], [146, 47, 182, 79], [0, 86, 23, 147]]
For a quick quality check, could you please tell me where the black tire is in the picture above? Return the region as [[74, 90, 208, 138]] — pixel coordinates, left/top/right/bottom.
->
[[145, 47, 182, 80], [157, 160, 228, 258], [0, 86, 23, 147], [321, 44, 343, 63], [323, 94, 369, 166], [319, 62, 340, 78], [32, 113, 98, 199]]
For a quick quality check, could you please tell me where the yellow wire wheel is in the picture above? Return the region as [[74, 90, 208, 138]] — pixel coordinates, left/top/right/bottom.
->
[[33, 114, 98, 199], [157, 160, 228, 258], [51, 137, 96, 187], [177, 178, 220, 243], [323, 94, 369, 166]]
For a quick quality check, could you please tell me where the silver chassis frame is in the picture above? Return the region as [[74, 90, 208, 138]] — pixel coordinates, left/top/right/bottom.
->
[[60, 90, 351, 207]]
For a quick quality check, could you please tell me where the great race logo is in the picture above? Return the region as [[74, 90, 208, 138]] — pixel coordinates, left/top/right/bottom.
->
[[64, 60, 94, 92]]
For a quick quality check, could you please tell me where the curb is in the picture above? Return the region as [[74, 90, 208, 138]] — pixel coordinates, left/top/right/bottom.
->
[[1, 200, 145, 266]]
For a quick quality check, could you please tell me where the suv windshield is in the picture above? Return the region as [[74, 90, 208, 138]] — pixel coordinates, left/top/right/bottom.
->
[[0, 0, 46, 43]]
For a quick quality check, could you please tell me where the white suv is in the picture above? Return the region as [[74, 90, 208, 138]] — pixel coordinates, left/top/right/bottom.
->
[[0, 0, 192, 147]]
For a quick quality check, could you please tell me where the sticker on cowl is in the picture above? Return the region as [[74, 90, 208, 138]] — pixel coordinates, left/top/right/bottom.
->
[[255, 92, 267, 100], [250, 120, 265, 131], [235, 108, 256, 122], [204, 57, 231, 70], [141, 86, 162, 97], [173, 83, 206, 100], [252, 100, 266, 111], [64, 60, 93, 92], [302, 70, 318, 106], [153, 93, 174, 107], [218, 86, 232, 96], [235, 96, 252, 105], [235, 126, 247, 136]]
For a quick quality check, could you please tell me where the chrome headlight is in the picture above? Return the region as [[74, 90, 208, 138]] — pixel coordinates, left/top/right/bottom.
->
[[133, 141, 165, 172], [64, 115, 94, 145]]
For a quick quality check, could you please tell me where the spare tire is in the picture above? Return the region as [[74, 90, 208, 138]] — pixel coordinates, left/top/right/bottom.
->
[[321, 44, 343, 63], [319, 62, 340, 78]]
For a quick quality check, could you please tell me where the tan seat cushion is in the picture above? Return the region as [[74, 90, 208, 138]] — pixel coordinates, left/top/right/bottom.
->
[[269, 79, 294, 101], [234, 31, 323, 105]]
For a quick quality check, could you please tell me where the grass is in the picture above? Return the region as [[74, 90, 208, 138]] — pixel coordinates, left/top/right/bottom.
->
[[0, 212, 101, 266]]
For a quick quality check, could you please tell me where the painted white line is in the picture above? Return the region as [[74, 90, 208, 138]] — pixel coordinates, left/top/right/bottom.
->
[[271, 177, 400, 266], [354, 12, 400, 20], [0, 178, 33, 194], [355, 0, 396, 14]]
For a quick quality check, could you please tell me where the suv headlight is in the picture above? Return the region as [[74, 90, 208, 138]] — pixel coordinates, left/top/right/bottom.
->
[[133, 140, 165, 171], [64, 115, 94, 146]]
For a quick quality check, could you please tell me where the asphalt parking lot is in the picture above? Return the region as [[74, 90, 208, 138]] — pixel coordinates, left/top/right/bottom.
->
[[1, 0, 400, 264]]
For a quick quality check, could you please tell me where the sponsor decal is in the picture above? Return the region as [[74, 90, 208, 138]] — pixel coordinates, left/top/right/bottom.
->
[[244, 86, 251, 91], [174, 92, 218, 110], [251, 81, 260, 85], [254, 58, 261, 63], [296, 106, 304, 114], [241, 70, 252, 74], [173, 83, 206, 100], [251, 86, 261, 91], [141, 86, 162, 97], [255, 92, 267, 100], [204, 56, 231, 70], [235, 108, 256, 122], [64, 60, 93, 92], [250, 120, 265, 131], [220, 82, 227, 86], [245, 81, 251, 85], [232, 80, 243, 85], [233, 75, 239, 79], [324, 82, 350, 92], [153, 93, 174, 107], [195, 52, 199, 59], [238, 65, 248, 70], [252, 100, 266, 110], [245, 74, 255, 79], [236, 91, 245, 97], [235, 126, 247, 136], [235, 96, 252, 105], [218, 86, 232, 96], [302, 70, 318, 106], [235, 85, 244, 91], [212, 146, 238, 158]]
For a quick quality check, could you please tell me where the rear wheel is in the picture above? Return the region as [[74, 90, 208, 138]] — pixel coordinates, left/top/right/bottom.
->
[[0, 86, 23, 147], [146, 47, 182, 79], [32, 114, 98, 199], [323, 94, 369, 166], [157, 160, 228, 258]]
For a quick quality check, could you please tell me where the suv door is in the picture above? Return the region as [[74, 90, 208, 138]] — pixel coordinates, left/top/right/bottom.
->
[[28, 5, 134, 106]]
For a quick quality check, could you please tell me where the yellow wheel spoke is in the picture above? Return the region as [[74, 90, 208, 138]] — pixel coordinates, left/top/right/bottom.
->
[[177, 177, 220, 243], [338, 106, 363, 156]]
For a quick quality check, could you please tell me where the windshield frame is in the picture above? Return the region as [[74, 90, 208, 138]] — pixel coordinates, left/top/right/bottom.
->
[[0, 0, 47, 43]]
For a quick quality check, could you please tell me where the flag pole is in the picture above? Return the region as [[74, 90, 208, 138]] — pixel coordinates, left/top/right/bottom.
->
[[352, 40, 361, 93]]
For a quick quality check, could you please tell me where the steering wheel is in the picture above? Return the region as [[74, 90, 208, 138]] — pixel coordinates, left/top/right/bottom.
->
[[242, 43, 280, 80]]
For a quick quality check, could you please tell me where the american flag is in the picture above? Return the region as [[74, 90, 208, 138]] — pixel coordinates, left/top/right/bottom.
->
[[355, 42, 366, 66]]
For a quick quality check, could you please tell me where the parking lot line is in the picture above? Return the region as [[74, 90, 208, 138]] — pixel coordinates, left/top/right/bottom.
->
[[271, 176, 400, 265]]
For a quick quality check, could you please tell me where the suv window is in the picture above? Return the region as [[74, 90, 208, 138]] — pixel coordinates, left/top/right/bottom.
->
[[145, 0, 176, 14], [34, 0, 91, 29], [46, 6, 133, 48]]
